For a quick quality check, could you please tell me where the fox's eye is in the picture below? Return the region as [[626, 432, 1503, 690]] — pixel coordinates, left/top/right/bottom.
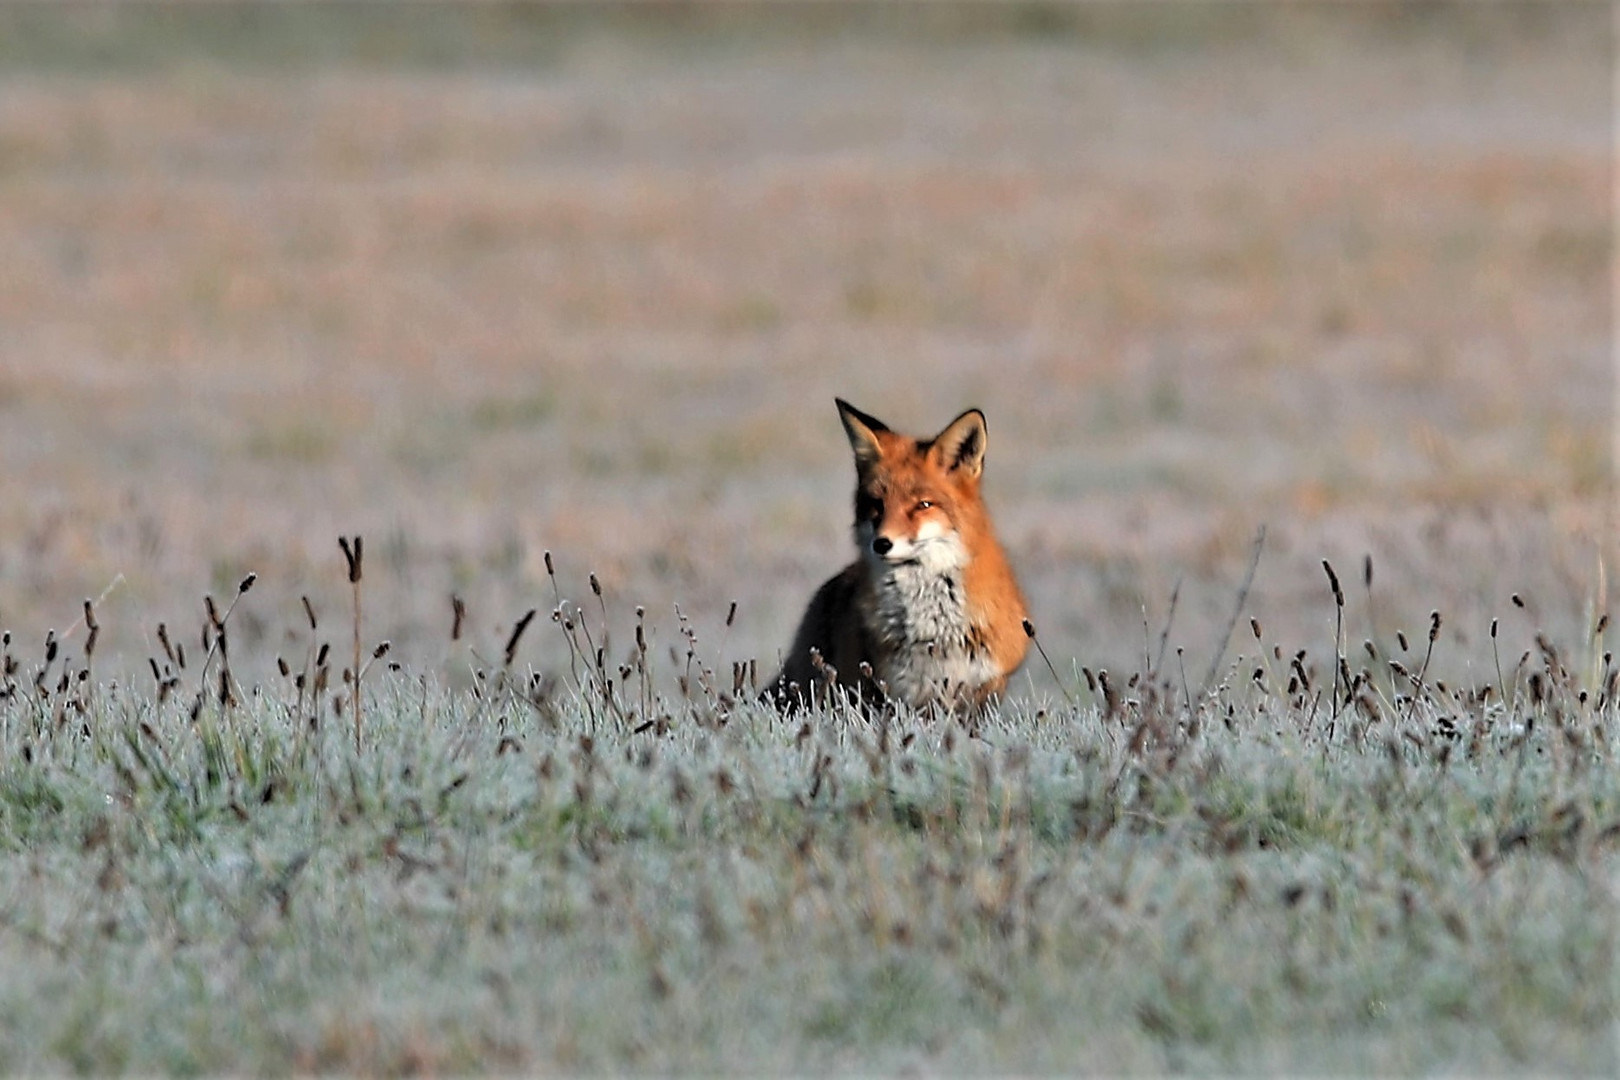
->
[[916, 500, 933, 511]]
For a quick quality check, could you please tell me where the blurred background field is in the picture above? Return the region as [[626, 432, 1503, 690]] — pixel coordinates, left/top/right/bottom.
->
[[0, 1, 1609, 691]]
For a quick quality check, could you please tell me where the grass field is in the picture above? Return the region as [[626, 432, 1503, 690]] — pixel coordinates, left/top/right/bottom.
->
[[0, 2, 1613, 1073], [2, 565, 1618, 1073]]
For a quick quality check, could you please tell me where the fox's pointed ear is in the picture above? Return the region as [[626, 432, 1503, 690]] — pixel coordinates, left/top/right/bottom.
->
[[931, 408, 988, 478], [836, 398, 889, 470]]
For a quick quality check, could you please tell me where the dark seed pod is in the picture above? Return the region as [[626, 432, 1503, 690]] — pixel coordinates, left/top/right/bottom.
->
[[1323, 560, 1343, 608]]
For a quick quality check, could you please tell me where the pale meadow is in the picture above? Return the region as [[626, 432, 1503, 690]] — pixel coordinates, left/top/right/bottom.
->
[[0, 4, 1612, 1073]]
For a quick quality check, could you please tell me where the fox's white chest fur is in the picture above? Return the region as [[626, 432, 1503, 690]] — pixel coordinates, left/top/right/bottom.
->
[[864, 534, 1001, 710]]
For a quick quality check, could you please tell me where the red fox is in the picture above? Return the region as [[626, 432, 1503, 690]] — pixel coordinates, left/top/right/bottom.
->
[[767, 399, 1029, 713]]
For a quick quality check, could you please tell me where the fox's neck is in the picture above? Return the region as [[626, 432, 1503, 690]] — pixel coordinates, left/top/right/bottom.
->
[[867, 552, 970, 647], [861, 538, 1006, 708]]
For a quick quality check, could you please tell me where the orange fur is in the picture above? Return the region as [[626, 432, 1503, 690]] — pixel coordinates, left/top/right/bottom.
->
[[767, 399, 1029, 713]]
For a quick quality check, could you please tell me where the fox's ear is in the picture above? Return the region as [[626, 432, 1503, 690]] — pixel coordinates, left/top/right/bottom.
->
[[931, 408, 988, 478], [836, 399, 889, 470]]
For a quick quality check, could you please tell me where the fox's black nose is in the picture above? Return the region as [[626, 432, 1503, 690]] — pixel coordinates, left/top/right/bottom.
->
[[871, 537, 893, 556]]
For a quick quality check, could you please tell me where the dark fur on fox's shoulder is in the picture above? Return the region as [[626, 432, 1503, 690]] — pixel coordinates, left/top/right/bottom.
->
[[762, 563, 884, 711]]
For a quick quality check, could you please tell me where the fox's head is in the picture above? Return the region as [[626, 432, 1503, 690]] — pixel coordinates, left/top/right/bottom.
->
[[835, 399, 990, 573]]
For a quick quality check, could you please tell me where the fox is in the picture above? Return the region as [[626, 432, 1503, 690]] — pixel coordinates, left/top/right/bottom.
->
[[766, 399, 1030, 714]]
